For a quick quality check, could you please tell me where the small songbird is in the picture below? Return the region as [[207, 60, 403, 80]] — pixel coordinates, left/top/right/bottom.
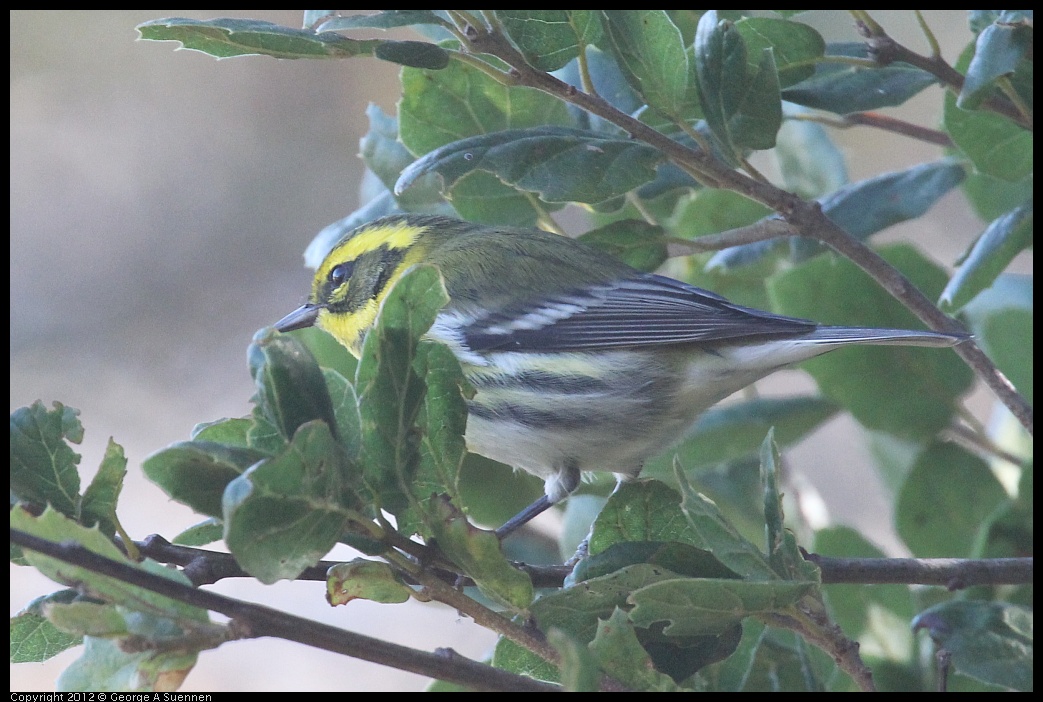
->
[[275, 214, 967, 537]]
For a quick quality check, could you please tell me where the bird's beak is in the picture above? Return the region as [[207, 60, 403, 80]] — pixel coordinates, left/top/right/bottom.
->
[[274, 303, 320, 332]]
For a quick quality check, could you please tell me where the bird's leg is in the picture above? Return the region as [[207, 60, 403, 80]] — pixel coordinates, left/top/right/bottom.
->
[[495, 460, 581, 539]]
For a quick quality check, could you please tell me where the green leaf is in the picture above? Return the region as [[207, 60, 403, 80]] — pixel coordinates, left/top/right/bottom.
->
[[222, 421, 355, 584], [249, 328, 338, 442], [958, 17, 1032, 109], [399, 342, 470, 536], [354, 266, 449, 516], [673, 463, 777, 579], [961, 274, 1033, 405], [913, 601, 1032, 692], [570, 540, 739, 585], [10, 590, 83, 663], [944, 43, 1033, 182], [374, 40, 449, 70], [578, 219, 667, 272], [588, 481, 707, 556], [143, 441, 267, 518], [760, 430, 814, 581], [190, 417, 252, 447], [773, 109, 848, 200], [78, 439, 127, 538], [425, 496, 533, 609], [642, 396, 839, 477], [11, 507, 208, 624], [56, 634, 197, 693], [326, 559, 414, 605], [961, 170, 1033, 222], [600, 11, 696, 120], [136, 17, 379, 59], [396, 126, 665, 206], [496, 11, 603, 72], [398, 49, 574, 224], [782, 42, 937, 114], [629, 577, 816, 637], [941, 201, 1032, 311], [359, 104, 448, 212], [768, 245, 973, 438], [819, 160, 966, 241], [733, 17, 825, 88], [171, 518, 224, 547], [313, 10, 444, 32], [588, 608, 685, 691], [695, 11, 782, 151], [548, 628, 599, 692], [895, 442, 1007, 558], [10, 401, 84, 517]]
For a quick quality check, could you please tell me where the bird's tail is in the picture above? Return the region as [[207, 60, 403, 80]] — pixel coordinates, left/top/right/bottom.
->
[[804, 326, 970, 348]]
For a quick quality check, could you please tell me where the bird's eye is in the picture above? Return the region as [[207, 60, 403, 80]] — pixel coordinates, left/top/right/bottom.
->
[[329, 261, 354, 287]]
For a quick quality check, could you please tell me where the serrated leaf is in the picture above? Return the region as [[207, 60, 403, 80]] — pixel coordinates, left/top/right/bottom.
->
[[782, 42, 937, 114], [734, 17, 825, 88], [10, 400, 84, 517], [768, 245, 973, 438], [643, 396, 839, 477], [249, 328, 338, 442], [941, 201, 1032, 311], [425, 496, 533, 609], [10, 590, 83, 663], [629, 577, 816, 637], [673, 464, 777, 579], [401, 342, 469, 536], [354, 266, 449, 516], [136, 17, 378, 59], [397, 126, 665, 205], [896, 442, 1007, 558], [944, 43, 1033, 182], [570, 540, 739, 586], [600, 11, 696, 120], [578, 219, 667, 272], [143, 441, 267, 518], [913, 601, 1032, 692], [78, 439, 127, 539], [760, 431, 818, 582], [589, 608, 685, 691], [222, 421, 355, 584], [496, 11, 602, 72]]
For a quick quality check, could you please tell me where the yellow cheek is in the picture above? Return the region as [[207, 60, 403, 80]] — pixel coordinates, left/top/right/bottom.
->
[[317, 301, 379, 358]]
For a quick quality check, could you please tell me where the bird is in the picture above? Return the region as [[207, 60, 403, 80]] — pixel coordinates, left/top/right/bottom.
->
[[274, 214, 967, 538]]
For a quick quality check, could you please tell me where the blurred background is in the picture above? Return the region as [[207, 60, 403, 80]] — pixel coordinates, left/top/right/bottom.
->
[[10, 10, 1020, 692]]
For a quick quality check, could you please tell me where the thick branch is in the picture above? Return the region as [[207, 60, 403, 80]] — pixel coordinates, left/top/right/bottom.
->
[[14, 529, 558, 693]]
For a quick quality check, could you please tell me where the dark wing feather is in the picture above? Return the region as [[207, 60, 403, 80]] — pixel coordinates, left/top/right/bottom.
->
[[463, 273, 818, 352]]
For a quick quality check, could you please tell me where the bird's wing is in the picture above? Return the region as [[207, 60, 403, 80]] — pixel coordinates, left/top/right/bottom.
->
[[462, 273, 818, 352]]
